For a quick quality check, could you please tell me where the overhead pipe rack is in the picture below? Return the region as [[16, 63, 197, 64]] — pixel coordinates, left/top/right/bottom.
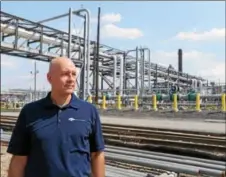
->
[[0, 9, 206, 100]]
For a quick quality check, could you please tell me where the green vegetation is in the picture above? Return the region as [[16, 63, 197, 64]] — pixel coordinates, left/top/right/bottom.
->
[[1, 108, 21, 112]]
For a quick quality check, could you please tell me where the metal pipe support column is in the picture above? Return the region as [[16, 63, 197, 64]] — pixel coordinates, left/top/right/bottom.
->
[[113, 56, 117, 96], [135, 47, 139, 95], [119, 56, 124, 96], [68, 8, 72, 58]]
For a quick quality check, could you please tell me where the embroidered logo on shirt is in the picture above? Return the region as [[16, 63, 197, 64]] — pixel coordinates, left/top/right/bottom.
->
[[68, 118, 76, 121]]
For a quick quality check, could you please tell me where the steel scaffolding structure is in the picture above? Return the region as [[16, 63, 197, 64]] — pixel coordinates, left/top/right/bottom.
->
[[0, 9, 206, 100]]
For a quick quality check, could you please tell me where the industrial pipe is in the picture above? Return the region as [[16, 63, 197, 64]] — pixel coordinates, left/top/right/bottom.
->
[[173, 94, 178, 112], [102, 95, 106, 109], [221, 93, 226, 112], [196, 93, 201, 112], [134, 95, 138, 110], [87, 95, 92, 103], [106, 152, 224, 176], [117, 95, 122, 110], [152, 94, 157, 111]]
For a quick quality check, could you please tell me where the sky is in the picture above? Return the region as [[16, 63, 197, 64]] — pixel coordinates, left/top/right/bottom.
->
[[1, 1, 225, 91]]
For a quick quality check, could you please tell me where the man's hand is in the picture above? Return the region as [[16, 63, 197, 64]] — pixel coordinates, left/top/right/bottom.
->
[[91, 151, 105, 177], [8, 155, 27, 177]]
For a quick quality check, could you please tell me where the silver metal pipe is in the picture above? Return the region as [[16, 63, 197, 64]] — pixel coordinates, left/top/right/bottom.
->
[[106, 148, 225, 171], [72, 9, 91, 97], [37, 13, 69, 24], [106, 152, 223, 176], [113, 56, 117, 96], [119, 55, 124, 95], [140, 48, 145, 97], [81, 15, 86, 100], [106, 145, 226, 166], [135, 47, 139, 95], [147, 48, 151, 91], [68, 8, 72, 58]]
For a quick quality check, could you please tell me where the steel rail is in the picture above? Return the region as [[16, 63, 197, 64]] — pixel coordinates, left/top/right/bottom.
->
[[106, 145, 226, 166], [106, 152, 225, 177], [1, 133, 225, 177]]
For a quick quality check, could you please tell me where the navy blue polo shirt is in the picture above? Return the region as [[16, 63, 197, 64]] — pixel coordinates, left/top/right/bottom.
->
[[7, 93, 105, 177]]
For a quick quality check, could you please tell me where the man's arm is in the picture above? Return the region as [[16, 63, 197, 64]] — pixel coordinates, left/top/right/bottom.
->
[[7, 106, 30, 177], [8, 156, 27, 177], [90, 106, 105, 177], [91, 151, 105, 177]]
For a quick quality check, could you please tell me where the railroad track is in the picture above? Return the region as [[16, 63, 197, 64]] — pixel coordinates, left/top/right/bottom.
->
[[102, 124, 226, 161], [1, 136, 225, 177], [1, 116, 226, 161]]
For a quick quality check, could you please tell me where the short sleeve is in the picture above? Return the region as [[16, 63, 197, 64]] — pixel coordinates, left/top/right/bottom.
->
[[7, 106, 31, 156], [89, 106, 105, 152]]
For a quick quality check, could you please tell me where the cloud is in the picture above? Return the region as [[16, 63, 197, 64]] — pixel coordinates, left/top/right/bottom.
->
[[91, 12, 143, 40], [101, 24, 143, 39], [61, 28, 85, 38], [91, 13, 122, 24], [173, 28, 225, 41], [151, 50, 225, 82], [17, 75, 33, 79]]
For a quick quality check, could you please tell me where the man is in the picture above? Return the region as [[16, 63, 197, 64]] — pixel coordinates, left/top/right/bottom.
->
[[7, 57, 105, 177]]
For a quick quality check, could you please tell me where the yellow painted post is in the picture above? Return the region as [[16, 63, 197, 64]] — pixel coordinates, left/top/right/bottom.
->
[[134, 95, 138, 110], [102, 95, 106, 109], [152, 94, 157, 111], [117, 95, 121, 110], [196, 93, 201, 112], [173, 94, 178, 112], [87, 96, 92, 103], [221, 93, 226, 112]]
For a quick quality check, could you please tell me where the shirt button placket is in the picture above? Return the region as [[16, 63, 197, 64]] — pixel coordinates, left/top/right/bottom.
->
[[57, 109, 62, 125]]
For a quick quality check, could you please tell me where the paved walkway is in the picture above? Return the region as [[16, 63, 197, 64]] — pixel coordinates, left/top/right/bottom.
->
[[100, 116, 226, 134]]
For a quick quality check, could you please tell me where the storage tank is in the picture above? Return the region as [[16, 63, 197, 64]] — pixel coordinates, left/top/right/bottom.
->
[[187, 91, 197, 101]]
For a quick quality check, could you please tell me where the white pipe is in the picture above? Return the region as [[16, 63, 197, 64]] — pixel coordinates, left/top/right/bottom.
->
[[1, 23, 204, 87], [119, 56, 124, 95], [1, 42, 74, 59], [0, 24, 80, 52], [113, 56, 117, 96]]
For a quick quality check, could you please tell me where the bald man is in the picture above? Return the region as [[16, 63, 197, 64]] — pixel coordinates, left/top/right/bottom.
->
[[7, 57, 105, 177]]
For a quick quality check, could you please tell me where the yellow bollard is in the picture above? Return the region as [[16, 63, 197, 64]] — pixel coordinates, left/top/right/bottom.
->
[[173, 94, 178, 112], [152, 94, 158, 111], [221, 93, 226, 112], [87, 96, 92, 103], [117, 95, 121, 110], [196, 93, 201, 112], [102, 95, 106, 109], [134, 95, 138, 110]]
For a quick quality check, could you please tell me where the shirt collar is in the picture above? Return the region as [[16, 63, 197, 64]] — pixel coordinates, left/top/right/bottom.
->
[[43, 92, 81, 109]]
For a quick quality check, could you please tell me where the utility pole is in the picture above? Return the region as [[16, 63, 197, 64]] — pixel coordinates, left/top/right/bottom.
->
[[30, 61, 39, 101], [95, 7, 101, 104]]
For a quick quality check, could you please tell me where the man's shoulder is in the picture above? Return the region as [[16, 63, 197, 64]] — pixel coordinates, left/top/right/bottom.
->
[[22, 98, 46, 113], [76, 98, 97, 109], [75, 98, 99, 116]]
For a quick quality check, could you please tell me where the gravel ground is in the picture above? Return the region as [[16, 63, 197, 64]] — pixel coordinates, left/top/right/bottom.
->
[[98, 109, 226, 120], [1, 146, 11, 177]]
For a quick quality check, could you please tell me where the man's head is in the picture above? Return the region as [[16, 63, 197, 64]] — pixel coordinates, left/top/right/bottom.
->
[[47, 57, 77, 95]]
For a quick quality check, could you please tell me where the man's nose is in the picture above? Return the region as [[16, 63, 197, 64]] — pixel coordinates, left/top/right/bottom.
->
[[68, 73, 75, 80]]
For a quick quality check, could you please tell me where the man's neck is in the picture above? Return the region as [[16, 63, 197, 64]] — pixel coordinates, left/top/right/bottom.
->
[[50, 91, 72, 106]]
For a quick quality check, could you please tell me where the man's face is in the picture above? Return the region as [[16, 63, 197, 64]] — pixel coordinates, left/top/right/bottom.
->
[[47, 60, 77, 95]]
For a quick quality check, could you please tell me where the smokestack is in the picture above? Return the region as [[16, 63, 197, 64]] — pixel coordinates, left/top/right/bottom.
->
[[178, 49, 183, 73]]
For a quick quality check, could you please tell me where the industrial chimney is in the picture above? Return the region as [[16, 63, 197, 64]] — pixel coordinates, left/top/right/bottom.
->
[[178, 49, 183, 73]]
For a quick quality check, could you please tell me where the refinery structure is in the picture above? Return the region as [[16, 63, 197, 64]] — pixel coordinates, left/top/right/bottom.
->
[[0, 9, 225, 106]]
